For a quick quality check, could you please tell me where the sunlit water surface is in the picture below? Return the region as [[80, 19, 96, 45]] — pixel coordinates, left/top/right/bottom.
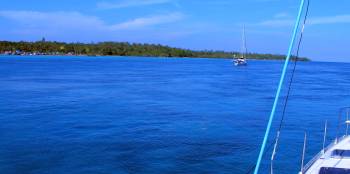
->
[[0, 56, 349, 174]]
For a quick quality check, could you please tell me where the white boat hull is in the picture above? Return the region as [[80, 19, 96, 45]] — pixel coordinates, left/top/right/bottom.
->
[[303, 136, 350, 174]]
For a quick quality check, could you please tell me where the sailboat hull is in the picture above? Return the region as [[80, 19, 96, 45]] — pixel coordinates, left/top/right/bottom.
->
[[234, 60, 247, 66], [303, 136, 350, 174]]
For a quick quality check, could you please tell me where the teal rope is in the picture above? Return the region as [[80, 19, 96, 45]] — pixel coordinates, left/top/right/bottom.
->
[[253, 0, 306, 173]]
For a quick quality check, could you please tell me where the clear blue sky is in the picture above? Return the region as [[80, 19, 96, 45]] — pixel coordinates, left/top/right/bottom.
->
[[0, 0, 349, 62]]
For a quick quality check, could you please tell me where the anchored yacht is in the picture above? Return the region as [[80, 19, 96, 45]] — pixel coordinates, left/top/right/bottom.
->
[[233, 26, 247, 66]]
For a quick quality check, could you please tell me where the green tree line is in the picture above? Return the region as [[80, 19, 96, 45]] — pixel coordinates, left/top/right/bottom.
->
[[0, 41, 309, 61]]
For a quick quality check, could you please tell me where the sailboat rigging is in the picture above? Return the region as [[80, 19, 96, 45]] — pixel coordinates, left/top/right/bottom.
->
[[251, 0, 350, 173]]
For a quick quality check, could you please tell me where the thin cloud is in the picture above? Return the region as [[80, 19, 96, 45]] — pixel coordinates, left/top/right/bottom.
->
[[254, 0, 279, 2], [0, 10, 184, 31], [310, 15, 350, 25], [97, 0, 172, 9], [111, 12, 184, 30], [256, 14, 350, 27], [257, 19, 294, 27], [274, 12, 289, 19], [254, 12, 293, 27], [0, 11, 104, 30], [0, 10, 189, 42]]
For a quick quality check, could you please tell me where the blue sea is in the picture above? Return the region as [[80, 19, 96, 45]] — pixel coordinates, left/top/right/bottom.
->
[[0, 56, 349, 174]]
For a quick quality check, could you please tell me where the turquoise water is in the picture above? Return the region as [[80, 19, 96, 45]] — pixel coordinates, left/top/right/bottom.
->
[[0, 56, 349, 174]]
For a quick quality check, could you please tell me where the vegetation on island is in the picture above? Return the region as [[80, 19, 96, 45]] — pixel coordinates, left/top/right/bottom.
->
[[0, 40, 309, 61]]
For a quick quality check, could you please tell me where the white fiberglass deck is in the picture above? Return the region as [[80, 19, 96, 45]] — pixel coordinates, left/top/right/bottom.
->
[[304, 135, 350, 174]]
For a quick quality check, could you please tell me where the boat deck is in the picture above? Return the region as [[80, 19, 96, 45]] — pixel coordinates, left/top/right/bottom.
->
[[304, 136, 350, 174]]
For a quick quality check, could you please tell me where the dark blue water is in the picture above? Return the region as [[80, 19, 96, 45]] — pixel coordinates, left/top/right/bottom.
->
[[0, 56, 349, 174]]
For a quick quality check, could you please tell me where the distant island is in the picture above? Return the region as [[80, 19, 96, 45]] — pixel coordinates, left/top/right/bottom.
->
[[0, 40, 309, 61]]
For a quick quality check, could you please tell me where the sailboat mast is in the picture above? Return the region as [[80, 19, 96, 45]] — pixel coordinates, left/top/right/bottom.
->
[[253, 0, 306, 173], [241, 25, 247, 59]]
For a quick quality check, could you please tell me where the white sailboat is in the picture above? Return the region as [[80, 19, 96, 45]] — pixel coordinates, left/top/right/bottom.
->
[[300, 108, 350, 174], [234, 25, 248, 66]]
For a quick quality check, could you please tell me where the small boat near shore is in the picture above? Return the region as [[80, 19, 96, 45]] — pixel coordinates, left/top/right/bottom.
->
[[234, 57, 247, 66], [233, 26, 248, 66]]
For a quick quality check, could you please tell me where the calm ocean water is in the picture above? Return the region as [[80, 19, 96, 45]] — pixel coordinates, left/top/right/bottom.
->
[[0, 56, 349, 174]]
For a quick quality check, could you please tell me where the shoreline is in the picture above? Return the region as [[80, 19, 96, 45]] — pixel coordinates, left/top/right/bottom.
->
[[0, 40, 310, 61], [0, 54, 311, 61]]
